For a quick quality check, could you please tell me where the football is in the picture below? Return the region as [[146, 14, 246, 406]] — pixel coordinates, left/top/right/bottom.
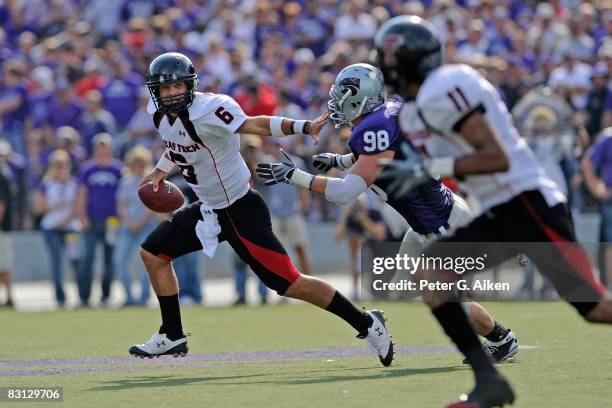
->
[[138, 180, 185, 213]]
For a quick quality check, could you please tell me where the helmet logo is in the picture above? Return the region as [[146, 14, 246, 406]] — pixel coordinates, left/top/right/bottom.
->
[[339, 77, 360, 96]]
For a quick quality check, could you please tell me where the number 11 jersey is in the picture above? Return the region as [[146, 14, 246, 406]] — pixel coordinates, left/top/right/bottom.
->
[[148, 92, 251, 209], [414, 64, 566, 213]]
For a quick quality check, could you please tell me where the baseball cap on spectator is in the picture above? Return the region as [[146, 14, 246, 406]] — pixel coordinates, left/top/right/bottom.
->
[[403, 1, 425, 16], [493, 6, 508, 19], [0, 139, 12, 157], [74, 21, 91, 36], [92, 133, 113, 146], [592, 61, 608, 79], [295, 48, 315, 65], [536, 3, 555, 20], [578, 3, 595, 19], [599, 41, 612, 59], [83, 59, 100, 73], [469, 19, 485, 32], [31, 66, 55, 91], [57, 126, 81, 144]]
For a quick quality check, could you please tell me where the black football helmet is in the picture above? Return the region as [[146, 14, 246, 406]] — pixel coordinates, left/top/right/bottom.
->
[[371, 15, 442, 99], [146, 52, 198, 113]]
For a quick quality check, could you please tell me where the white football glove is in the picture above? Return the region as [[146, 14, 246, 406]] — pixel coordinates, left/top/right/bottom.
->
[[312, 152, 355, 172], [256, 149, 298, 185]]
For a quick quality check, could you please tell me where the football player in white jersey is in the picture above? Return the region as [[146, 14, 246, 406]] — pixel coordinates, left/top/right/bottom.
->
[[128, 52, 394, 367], [257, 63, 518, 364], [373, 16, 612, 408]]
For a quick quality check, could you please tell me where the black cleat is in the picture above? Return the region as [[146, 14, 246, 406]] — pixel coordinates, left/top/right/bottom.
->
[[446, 373, 515, 408]]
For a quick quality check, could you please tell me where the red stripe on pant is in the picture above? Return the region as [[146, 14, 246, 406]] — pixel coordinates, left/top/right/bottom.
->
[[225, 209, 301, 284], [238, 235, 301, 284], [519, 195, 606, 297]]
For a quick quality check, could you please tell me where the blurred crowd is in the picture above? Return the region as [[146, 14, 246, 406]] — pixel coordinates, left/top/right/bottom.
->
[[0, 0, 611, 307]]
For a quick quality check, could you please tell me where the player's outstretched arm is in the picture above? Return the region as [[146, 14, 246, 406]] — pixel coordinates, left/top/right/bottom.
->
[[451, 112, 509, 176], [377, 112, 511, 198], [256, 149, 391, 206], [236, 112, 329, 145]]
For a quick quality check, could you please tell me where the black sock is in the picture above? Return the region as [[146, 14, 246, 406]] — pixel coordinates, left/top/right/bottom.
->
[[326, 291, 372, 335], [157, 294, 184, 341], [485, 321, 509, 343], [432, 302, 496, 381]]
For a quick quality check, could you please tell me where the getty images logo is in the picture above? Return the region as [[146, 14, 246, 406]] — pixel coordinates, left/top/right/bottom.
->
[[372, 253, 488, 275]]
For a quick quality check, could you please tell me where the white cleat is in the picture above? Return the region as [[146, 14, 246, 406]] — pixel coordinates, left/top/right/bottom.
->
[[129, 332, 188, 358], [359, 310, 394, 367], [483, 330, 519, 363]]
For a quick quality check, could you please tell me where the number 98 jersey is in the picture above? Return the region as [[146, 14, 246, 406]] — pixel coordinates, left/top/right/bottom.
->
[[347, 99, 454, 235], [148, 92, 251, 209]]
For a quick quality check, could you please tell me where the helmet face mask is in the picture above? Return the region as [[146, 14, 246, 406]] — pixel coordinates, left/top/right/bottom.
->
[[147, 52, 198, 114], [327, 63, 387, 128]]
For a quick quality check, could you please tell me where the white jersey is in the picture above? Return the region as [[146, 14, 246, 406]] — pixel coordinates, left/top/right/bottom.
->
[[148, 92, 251, 209], [402, 64, 565, 214]]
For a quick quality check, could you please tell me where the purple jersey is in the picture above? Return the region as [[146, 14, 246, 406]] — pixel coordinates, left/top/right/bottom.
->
[[100, 73, 143, 127], [0, 83, 28, 131], [348, 100, 454, 235], [588, 133, 612, 188], [77, 159, 123, 221]]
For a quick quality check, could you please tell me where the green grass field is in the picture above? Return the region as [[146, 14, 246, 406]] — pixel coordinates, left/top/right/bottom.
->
[[1, 302, 611, 407]]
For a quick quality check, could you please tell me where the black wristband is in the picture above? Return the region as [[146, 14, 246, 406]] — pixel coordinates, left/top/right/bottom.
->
[[303, 121, 311, 135], [289, 120, 296, 135]]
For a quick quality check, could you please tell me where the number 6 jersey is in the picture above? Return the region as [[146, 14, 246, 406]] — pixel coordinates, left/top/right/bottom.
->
[[413, 64, 566, 213], [148, 92, 251, 209]]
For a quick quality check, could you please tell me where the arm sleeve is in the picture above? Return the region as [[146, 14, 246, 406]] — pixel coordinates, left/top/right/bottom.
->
[[324, 174, 368, 205]]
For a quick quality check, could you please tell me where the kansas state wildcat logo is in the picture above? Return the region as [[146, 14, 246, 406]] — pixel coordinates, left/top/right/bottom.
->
[[339, 77, 360, 96]]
